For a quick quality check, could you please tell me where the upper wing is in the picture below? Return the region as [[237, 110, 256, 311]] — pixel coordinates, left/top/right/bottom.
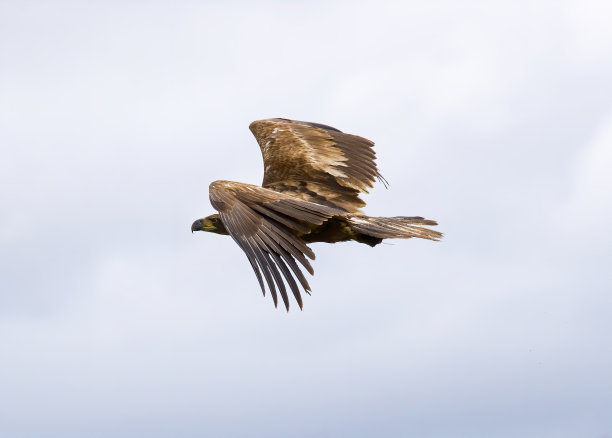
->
[[249, 118, 387, 213], [209, 180, 345, 310]]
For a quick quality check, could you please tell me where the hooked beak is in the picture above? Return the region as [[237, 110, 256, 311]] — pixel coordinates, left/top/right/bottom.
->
[[191, 219, 204, 233]]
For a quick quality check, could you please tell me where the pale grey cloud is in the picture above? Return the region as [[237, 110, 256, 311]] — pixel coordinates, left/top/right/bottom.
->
[[1, 1, 611, 437]]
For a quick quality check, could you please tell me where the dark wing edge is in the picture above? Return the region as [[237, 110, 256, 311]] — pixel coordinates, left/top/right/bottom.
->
[[209, 180, 345, 310]]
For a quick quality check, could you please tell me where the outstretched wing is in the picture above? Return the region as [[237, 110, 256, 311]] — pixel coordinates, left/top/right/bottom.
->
[[209, 180, 345, 310], [249, 118, 387, 213]]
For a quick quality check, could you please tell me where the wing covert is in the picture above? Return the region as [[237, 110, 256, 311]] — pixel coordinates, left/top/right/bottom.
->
[[249, 118, 387, 212]]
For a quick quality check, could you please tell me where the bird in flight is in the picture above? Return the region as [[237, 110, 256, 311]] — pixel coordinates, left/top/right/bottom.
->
[[192, 118, 441, 310]]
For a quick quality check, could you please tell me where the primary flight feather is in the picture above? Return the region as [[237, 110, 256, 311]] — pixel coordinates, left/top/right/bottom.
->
[[192, 118, 441, 310]]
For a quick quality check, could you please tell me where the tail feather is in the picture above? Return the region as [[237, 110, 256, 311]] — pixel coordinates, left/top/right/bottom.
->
[[349, 215, 442, 241]]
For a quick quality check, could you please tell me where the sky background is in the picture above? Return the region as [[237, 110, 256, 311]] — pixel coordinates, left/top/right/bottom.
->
[[1, 1, 612, 437]]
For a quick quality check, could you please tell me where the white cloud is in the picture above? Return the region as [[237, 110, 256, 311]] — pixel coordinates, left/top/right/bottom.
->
[[1, 1, 612, 437], [561, 113, 612, 250]]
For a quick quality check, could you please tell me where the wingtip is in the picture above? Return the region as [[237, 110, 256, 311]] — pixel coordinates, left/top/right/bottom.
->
[[377, 173, 390, 189]]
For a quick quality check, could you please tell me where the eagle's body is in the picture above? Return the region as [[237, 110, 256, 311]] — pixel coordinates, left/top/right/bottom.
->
[[192, 118, 441, 310]]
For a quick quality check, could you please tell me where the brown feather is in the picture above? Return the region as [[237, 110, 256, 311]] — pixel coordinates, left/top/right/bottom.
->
[[209, 180, 344, 311], [249, 118, 385, 212]]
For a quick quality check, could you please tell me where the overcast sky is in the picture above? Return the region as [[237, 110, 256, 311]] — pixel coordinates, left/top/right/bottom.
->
[[1, 1, 611, 437]]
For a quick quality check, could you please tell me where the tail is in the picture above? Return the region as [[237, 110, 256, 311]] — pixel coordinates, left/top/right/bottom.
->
[[348, 215, 442, 244]]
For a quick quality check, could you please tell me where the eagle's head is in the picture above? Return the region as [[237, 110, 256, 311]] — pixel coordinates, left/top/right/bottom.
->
[[191, 214, 228, 235]]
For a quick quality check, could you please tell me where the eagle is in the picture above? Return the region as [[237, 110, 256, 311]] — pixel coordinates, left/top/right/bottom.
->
[[192, 118, 441, 310]]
